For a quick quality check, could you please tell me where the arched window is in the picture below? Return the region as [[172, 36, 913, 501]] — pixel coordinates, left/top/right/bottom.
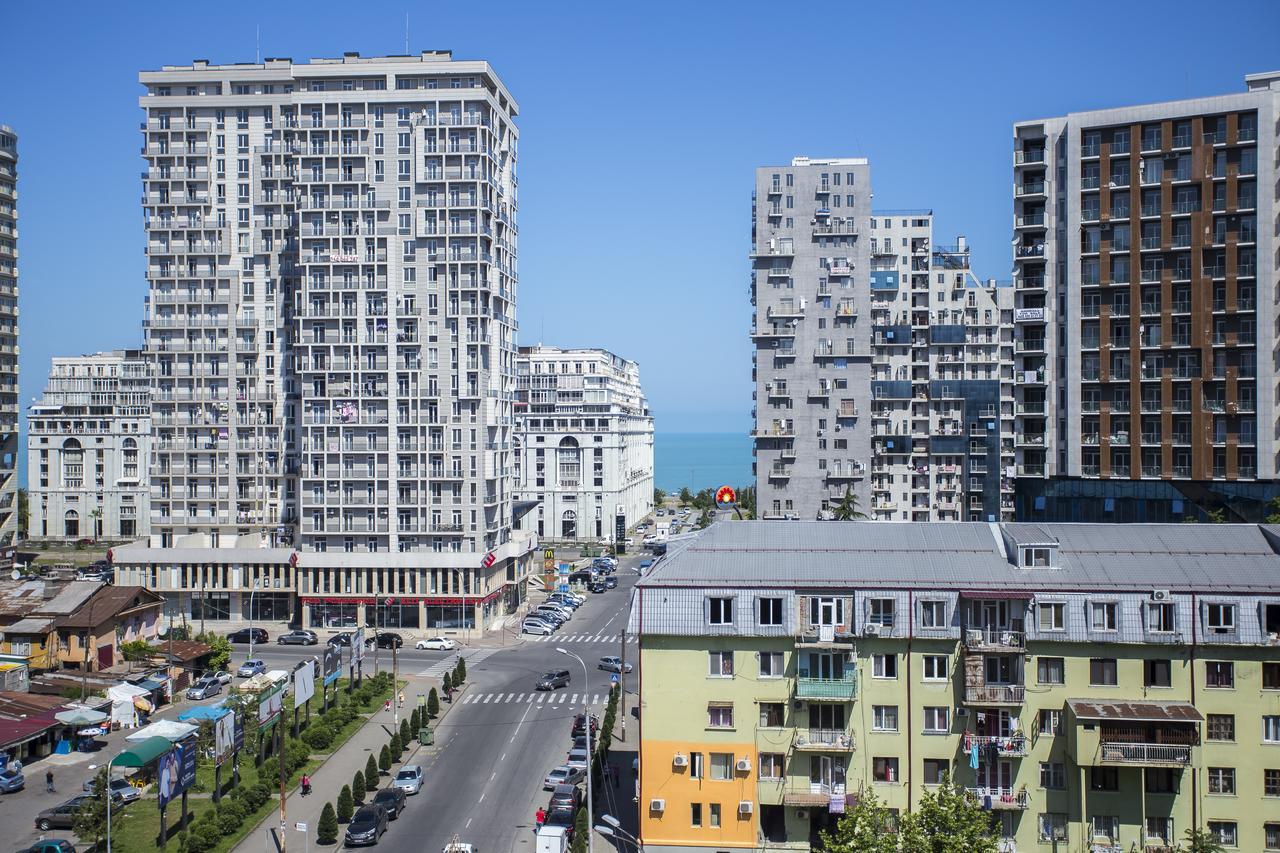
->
[[557, 437, 580, 489], [122, 437, 139, 480], [64, 509, 80, 538], [61, 439, 83, 489], [561, 509, 577, 539]]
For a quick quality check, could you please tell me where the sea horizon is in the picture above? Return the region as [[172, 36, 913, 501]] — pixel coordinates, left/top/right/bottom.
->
[[654, 431, 754, 494]]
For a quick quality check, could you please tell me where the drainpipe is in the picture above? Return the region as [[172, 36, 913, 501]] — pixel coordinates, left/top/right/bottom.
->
[[905, 591, 913, 812], [1190, 592, 1198, 833]]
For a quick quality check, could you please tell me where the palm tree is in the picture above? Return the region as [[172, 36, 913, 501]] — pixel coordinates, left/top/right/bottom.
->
[[831, 486, 867, 520]]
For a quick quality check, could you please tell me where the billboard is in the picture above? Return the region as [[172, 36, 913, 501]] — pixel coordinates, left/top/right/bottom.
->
[[234, 714, 245, 750], [257, 682, 285, 730], [293, 661, 316, 706], [352, 627, 366, 663], [214, 711, 235, 766], [323, 643, 342, 686], [157, 740, 196, 808]]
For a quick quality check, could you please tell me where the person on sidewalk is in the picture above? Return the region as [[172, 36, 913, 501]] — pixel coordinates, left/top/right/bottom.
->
[[534, 807, 546, 830], [301, 774, 311, 796], [398, 692, 405, 708], [45, 770, 55, 794]]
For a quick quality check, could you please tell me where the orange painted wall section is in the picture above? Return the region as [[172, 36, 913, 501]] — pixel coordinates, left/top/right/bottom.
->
[[639, 738, 758, 848]]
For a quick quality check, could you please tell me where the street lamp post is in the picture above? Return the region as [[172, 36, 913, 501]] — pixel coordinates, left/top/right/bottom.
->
[[556, 648, 592, 853], [595, 815, 642, 852], [91, 750, 124, 853], [248, 578, 262, 660]]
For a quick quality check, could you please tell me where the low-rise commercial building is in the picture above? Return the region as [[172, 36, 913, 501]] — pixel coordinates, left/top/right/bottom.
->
[[631, 521, 1280, 853]]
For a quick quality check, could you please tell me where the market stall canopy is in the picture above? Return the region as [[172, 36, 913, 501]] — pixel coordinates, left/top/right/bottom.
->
[[55, 708, 109, 726], [125, 720, 198, 743], [177, 702, 228, 722], [115, 735, 173, 767]]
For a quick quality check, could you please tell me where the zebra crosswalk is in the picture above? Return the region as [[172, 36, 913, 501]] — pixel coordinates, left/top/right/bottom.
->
[[458, 691, 607, 707], [525, 633, 636, 644], [414, 647, 499, 678]]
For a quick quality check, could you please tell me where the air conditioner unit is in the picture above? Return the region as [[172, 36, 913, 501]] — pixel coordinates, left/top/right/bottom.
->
[[1151, 589, 1171, 602], [795, 809, 809, 819], [738, 800, 754, 815], [735, 758, 752, 773], [863, 623, 882, 637], [956, 708, 970, 718], [649, 798, 665, 812], [672, 753, 688, 768]]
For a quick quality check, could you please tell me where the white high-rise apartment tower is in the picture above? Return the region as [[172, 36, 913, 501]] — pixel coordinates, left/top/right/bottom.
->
[[0, 126, 18, 548], [114, 53, 537, 633]]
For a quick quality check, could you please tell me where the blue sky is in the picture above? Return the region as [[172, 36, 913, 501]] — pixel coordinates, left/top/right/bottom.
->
[[3, 0, 1278, 439]]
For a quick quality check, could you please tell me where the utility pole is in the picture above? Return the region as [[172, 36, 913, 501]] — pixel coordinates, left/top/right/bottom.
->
[[80, 590, 100, 703], [278, 718, 287, 853], [391, 641, 399, 726], [619, 628, 627, 735], [372, 592, 380, 675]]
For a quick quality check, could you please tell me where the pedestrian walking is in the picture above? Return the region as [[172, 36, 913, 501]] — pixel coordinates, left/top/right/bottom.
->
[[398, 691, 405, 708], [535, 807, 546, 830], [45, 770, 55, 794]]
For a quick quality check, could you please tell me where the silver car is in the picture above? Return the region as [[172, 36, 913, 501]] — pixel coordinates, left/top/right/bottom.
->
[[393, 765, 423, 795], [186, 677, 222, 700]]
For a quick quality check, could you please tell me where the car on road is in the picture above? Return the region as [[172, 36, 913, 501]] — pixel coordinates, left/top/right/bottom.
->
[[16, 841, 76, 853], [548, 783, 581, 813], [237, 659, 266, 677], [605, 576, 618, 589], [656, 509, 666, 517], [277, 629, 318, 645], [327, 632, 354, 646], [35, 797, 90, 832], [0, 768, 24, 793], [565, 747, 590, 770], [544, 806, 576, 832], [571, 713, 599, 737], [226, 627, 269, 645], [598, 656, 633, 674], [83, 776, 141, 803], [522, 620, 554, 636], [542, 765, 586, 790], [374, 632, 403, 649], [589, 581, 606, 594], [186, 677, 223, 700], [372, 785, 407, 819], [344, 803, 389, 846], [572, 735, 596, 753], [200, 669, 232, 685], [393, 765, 423, 795], [415, 636, 458, 650], [535, 669, 571, 691]]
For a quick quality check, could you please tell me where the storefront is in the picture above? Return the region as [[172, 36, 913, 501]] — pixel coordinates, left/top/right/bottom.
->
[[371, 600, 421, 630], [307, 601, 359, 629]]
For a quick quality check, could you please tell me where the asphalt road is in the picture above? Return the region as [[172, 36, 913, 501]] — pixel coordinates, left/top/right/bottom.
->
[[372, 555, 643, 853]]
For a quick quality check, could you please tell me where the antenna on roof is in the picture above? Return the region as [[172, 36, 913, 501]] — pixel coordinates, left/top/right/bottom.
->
[[405, 13, 410, 54], [255, 24, 261, 64]]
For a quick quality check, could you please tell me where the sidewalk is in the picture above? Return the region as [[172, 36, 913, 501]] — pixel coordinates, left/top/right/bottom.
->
[[233, 667, 466, 852], [592, 699, 640, 851]]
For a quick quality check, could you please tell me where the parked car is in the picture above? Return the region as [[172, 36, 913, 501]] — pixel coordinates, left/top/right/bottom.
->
[[522, 620, 554, 636], [344, 804, 389, 846], [544, 806, 575, 831], [374, 632, 403, 649], [598, 656, 633, 674], [656, 509, 666, 517], [16, 841, 76, 853], [605, 576, 618, 589], [35, 797, 90, 832], [572, 735, 596, 753], [82, 776, 141, 803], [532, 610, 567, 627], [571, 714, 599, 737], [547, 594, 580, 608], [201, 669, 233, 685], [372, 785, 407, 819], [542, 765, 586, 790], [277, 629, 318, 645], [327, 632, 354, 646], [237, 659, 266, 677], [393, 765, 423, 795], [565, 747, 590, 770], [638, 559, 654, 571], [548, 783, 581, 813], [415, 636, 458, 651], [227, 627, 269, 645], [642, 535, 657, 546], [0, 768, 24, 794], [537, 604, 573, 619], [535, 669, 571, 691], [589, 582, 606, 594], [186, 677, 223, 700]]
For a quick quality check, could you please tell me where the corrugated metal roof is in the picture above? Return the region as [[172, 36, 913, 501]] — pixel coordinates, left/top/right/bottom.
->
[[1067, 699, 1203, 723]]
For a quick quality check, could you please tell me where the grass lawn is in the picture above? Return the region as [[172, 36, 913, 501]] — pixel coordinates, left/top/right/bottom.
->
[[93, 676, 395, 851]]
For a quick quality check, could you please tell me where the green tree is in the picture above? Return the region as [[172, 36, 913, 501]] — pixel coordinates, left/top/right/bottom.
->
[[378, 744, 392, 773], [442, 672, 453, 695], [819, 788, 899, 853], [16, 488, 28, 537], [1264, 496, 1280, 524], [72, 766, 111, 847], [570, 806, 590, 853], [365, 754, 380, 790], [678, 487, 693, 506], [196, 631, 233, 671], [351, 769, 366, 803], [454, 656, 466, 684], [653, 487, 666, 506], [317, 801, 339, 844], [120, 639, 157, 661], [1180, 827, 1227, 853], [427, 687, 440, 718], [337, 785, 354, 822], [409, 707, 421, 732], [898, 781, 1001, 853], [831, 485, 868, 520], [398, 718, 411, 746]]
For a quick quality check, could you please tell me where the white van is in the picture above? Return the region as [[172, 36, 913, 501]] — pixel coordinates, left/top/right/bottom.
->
[[536, 825, 569, 853]]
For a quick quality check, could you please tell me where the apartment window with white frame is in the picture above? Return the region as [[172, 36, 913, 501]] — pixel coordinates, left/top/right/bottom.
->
[[758, 651, 783, 678], [707, 597, 733, 625], [1207, 766, 1236, 795], [1039, 813, 1068, 843], [1091, 815, 1120, 843], [1090, 602, 1118, 631], [1207, 821, 1237, 847], [869, 598, 895, 627], [1148, 602, 1176, 633], [1039, 602, 1065, 631], [920, 600, 947, 628], [1207, 603, 1236, 633], [1039, 709, 1063, 736], [1264, 716, 1280, 743], [708, 651, 733, 678], [758, 753, 784, 781], [872, 705, 898, 732], [922, 707, 949, 733], [922, 655, 948, 681], [758, 597, 783, 626], [872, 653, 897, 679]]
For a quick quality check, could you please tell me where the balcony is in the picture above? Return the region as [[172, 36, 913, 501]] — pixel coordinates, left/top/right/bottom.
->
[[781, 782, 844, 808], [792, 728, 855, 752], [965, 787, 1029, 810], [963, 624, 1026, 652], [1098, 742, 1192, 766], [963, 685, 1024, 706], [967, 734, 1028, 757], [795, 670, 857, 701]]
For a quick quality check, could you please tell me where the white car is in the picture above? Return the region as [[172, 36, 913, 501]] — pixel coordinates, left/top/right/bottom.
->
[[523, 620, 554, 635], [415, 636, 458, 651], [393, 765, 423, 795]]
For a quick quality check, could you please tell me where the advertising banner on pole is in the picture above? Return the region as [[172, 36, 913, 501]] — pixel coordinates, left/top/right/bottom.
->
[[257, 682, 285, 730], [352, 627, 366, 663], [157, 740, 197, 808], [234, 713, 245, 750], [214, 711, 235, 766], [323, 643, 342, 686], [293, 661, 316, 706]]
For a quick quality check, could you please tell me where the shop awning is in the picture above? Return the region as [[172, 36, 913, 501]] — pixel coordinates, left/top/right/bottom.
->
[[125, 720, 198, 743], [115, 735, 174, 768], [54, 708, 109, 726]]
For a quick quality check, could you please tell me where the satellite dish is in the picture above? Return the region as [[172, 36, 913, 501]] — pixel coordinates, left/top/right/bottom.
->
[[10, 569, 20, 581], [157, 626, 169, 638]]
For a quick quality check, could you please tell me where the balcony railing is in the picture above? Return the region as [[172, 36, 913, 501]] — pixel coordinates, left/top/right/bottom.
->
[[965, 787, 1029, 810], [963, 625, 1026, 652], [1098, 742, 1191, 766], [795, 670, 857, 701], [967, 734, 1028, 757], [792, 728, 855, 751], [964, 685, 1025, 705]]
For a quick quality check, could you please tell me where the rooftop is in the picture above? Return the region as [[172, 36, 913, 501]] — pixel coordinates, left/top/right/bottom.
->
[[54, 586, 163, 629]]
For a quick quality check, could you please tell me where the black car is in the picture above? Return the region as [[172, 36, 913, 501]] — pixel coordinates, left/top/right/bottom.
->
[[589, 581, 607, 594], [35, 797, 90, 832], [571, 713, 599, 737], [548, 783, 581, 813], [372, 785, 407, 820], [327, 632, 353, 646], [544, 805, 576, 832], [536, 669, 571, 691], [344, 804, 389, 846], [277, 629, 318, 645], [374, 632, 403, 649], [227, 627, 269, 644]]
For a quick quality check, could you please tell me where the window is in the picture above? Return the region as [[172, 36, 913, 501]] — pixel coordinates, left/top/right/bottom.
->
[[922, 655, 948, 681], [1207, 603, 1236, 633], [920, 600, 947, 628], [1039, 709, 1063, 736], [872, 654, 897, 679], [1023, 546, 1052, 567], [689, 752, 703, 778], [758, 753, 784, 781], [1207, 767, 1236, 795], [1265, 823, 1280, 851], [1040, 762, 1065, 789], [1207, 714, 1235, 741], [1091, 815, 1120, 842], [1207, 821, 1237, 847], [922, 707, 949, 733], [922, 759, 948, 784], [1145, 768, 1178, 793], [1039, 813, 1068, 843], [758, 702, 784, 728], [709, 752, 733, 781], [1144, 658, 1172, 688], [1038, 657, 1065, 685], [690, 802, 702, 827], [1206, 661, 1235, 688], [869, 599, 895, 626], [1265, 716, 1280, 743], [1090, 767, 1119, 791], [709, 803, 721, 828], [708, 651, 733, 677], [708, 597, 734, 625], [759, 652, 783, 678], [1090, 602, 1118, 631], [758, 597, 783, 626], [707, 704, 733, 729], [872, 757, 899, 783], [1265, 768, 1280, 797], [1039, 602, 1065, 631], [872, 705, 899, 732], [1264, 662, 1280, 690], [1090, 658, 1118, 686]]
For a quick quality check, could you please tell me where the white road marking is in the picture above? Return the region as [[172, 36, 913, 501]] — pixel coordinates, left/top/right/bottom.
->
[[483, 694, 493, 703], [509, 694, 538, 744], [466, 818, 473, 828], [570, 693, 579, 703]]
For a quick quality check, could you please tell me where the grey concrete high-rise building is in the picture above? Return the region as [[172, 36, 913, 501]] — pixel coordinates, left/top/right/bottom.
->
[[114, 53, 536, 633], [1012, 70, 1280, 521], [0, 126, 18, 548]]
